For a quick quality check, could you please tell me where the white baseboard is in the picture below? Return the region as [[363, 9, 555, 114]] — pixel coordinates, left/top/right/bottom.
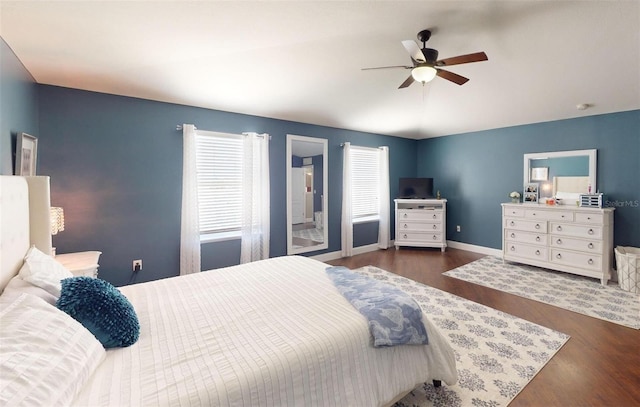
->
[[446, 240, 502, 257], [312, 240, 501, 262]]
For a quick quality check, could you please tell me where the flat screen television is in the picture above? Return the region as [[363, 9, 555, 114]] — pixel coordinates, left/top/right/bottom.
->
[[398, 177, 434, 199]]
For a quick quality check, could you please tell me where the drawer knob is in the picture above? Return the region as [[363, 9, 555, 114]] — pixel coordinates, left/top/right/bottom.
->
[[588, 228, 594, 235], [588, 258, 594, 265], [535, 224, 541, 229], [433, 224, 437, 230], [588, 243, 594, 249], [561, 215, 565, 218], [556, 225, 562, 231], [556, 253, 562, 259], [403, 213, 408, 218], [404, 224, 408, 228], [403, 234, 407, 239], [587, 217, 591, 220], [510, 221, 515, 226], [433, 235, 437, 240], [511, 233, 516, 238], [535, 250, 541, 255], [510, 246, 515, 251], [536, 236, 541, 242], [532, 213, 536, 216], [557, 239, 562, 244], [433, 214, 437, 219], [512, 211, 516, 214]]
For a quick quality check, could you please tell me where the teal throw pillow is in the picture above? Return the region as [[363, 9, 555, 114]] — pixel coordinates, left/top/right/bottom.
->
[[56, 277, 140, 348]]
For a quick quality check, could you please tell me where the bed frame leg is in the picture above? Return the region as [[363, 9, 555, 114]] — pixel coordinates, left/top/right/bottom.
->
[[433, 380, 442, 388]]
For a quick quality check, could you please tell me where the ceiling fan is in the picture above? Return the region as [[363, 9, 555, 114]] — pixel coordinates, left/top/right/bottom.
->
[[362, 29, 488, 88]]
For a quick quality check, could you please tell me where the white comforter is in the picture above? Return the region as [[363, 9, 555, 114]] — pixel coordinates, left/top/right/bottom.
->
[[74, 256, 457, 406]]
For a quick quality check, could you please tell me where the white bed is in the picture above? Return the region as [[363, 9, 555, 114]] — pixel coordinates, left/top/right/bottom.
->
[[0, 175, 457, 406]]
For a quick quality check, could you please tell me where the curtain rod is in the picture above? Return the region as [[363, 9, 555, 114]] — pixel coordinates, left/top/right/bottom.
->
[[340, 142, 386, 150], [177, 125, 271, 139]]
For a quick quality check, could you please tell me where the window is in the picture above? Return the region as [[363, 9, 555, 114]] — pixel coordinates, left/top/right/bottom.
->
[[195, 132, 243, 238], [350, 146, 381, 221]]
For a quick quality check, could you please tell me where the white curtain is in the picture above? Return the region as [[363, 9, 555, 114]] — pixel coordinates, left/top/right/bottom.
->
[[378, 146, 390, 249], [180, 124, 201, 275], [341, 142, 353, 257], [240, 133, 270, 263]]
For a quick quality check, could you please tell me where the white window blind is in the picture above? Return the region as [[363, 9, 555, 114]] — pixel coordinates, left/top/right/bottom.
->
[[195, 132, 243, 234], [350, 146, 380, 219]]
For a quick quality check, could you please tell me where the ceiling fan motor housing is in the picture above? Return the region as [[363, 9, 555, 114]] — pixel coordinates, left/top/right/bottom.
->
[[422, 48, 439, 64]]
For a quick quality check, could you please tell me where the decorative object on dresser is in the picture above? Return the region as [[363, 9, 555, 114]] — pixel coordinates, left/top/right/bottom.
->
[[579, 193, 604, 208], [502, 203, 614, 285], [394, 199, 446, 252], [523, 182, 539, 203], [509, 191, 521, 203], [55, 251, 102, 278]]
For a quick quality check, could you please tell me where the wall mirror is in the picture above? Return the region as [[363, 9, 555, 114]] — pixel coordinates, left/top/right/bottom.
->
[[286, 134, 328, 254], [524, 149, 597, 203]]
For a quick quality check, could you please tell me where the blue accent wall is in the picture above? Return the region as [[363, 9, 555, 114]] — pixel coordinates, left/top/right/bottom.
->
[[37, 85, 417, 286], [417, 110, 640, 249], [0, 37, 39, 174]]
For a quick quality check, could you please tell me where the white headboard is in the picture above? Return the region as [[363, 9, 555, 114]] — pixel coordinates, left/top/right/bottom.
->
[[0, 176, 52, 292]]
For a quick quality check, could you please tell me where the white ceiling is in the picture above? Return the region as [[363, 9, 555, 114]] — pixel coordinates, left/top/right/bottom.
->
[[1, 1, 638, 139]]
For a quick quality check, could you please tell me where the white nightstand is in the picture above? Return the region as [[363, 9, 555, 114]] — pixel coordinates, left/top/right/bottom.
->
[[56, 251, 102, 278]]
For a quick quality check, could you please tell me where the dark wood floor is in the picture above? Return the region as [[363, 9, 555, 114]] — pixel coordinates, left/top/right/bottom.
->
[[327, 248, 640, 407]]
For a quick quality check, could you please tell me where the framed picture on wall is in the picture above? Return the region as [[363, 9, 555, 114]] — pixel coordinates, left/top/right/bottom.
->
[[524, 182, 539, 203], [15, 133, 38, 176]]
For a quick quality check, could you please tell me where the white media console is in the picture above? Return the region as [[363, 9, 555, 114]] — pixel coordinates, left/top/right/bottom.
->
[[394, 199, 447, 252]]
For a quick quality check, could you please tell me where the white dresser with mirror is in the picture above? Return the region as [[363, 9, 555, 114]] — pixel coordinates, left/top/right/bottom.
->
[[502, 203, 614, 285], [504, 148, 615, 286]]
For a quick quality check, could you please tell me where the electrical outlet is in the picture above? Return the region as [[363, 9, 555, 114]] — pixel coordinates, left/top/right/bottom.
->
[[133, 259, 142, 272], [456, 225, 461, 232]]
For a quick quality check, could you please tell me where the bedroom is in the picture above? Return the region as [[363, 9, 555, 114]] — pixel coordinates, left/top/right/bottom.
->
[[1, 1, 639, 406]]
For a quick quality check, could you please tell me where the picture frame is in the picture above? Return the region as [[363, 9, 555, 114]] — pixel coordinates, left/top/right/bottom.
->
[[531, 167, 548, 181], [15, 133, 38, 176], [524, 182, 539, 204]]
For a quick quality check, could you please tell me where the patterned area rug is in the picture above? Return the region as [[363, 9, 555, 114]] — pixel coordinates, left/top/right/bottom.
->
[[354, 266, 570, 407], [443, 256, 640, 329]]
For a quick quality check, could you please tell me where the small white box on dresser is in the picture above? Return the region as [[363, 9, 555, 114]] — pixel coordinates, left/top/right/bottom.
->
[[502, 203, 614, 286]]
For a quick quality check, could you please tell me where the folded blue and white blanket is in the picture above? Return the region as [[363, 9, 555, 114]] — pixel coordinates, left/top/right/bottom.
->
[[325, 266, 428, 347]]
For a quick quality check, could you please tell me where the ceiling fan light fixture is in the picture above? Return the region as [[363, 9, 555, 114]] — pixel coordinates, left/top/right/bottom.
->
[[411, 66, 437, 83]]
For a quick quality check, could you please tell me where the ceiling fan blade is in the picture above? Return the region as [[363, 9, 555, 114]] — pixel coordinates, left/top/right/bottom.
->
[[398, 75, 415, 89], [436, 52, 488, 67], [361, 65, 412, 71], [436, 69, 469, 85], [401, 40, 426, 64]]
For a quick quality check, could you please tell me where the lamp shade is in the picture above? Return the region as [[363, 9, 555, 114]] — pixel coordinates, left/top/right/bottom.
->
[[411, 66, 437, 83], [50, 207, 65, 235]]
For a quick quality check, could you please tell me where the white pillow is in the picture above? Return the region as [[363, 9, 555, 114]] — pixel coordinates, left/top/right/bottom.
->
[[18, 246, 73, 298], [0, 293, 106, 406], [1, 276, 57, 305]]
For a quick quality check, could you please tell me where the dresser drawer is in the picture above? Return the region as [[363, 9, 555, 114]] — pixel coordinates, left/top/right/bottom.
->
[[551, 249, 602, 271], [551, 236, 602, 253], [398, 210, 443, 221], [504, 207, 525, 217], [574, 212, 604, 225], [550, 222, 602, 239], [504, 218, 547, 233], [396, 231, 443, 243], [398, 221, 442, 232], [525, 209, 574, 221], [505, 230, 547, 246], [505, 242, 548, 261]]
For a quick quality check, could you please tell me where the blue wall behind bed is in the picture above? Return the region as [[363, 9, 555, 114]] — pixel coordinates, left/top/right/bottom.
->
[[36, 85, 417, 286], [0, 37, 40, 175], [416, 110, 640, 250]]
